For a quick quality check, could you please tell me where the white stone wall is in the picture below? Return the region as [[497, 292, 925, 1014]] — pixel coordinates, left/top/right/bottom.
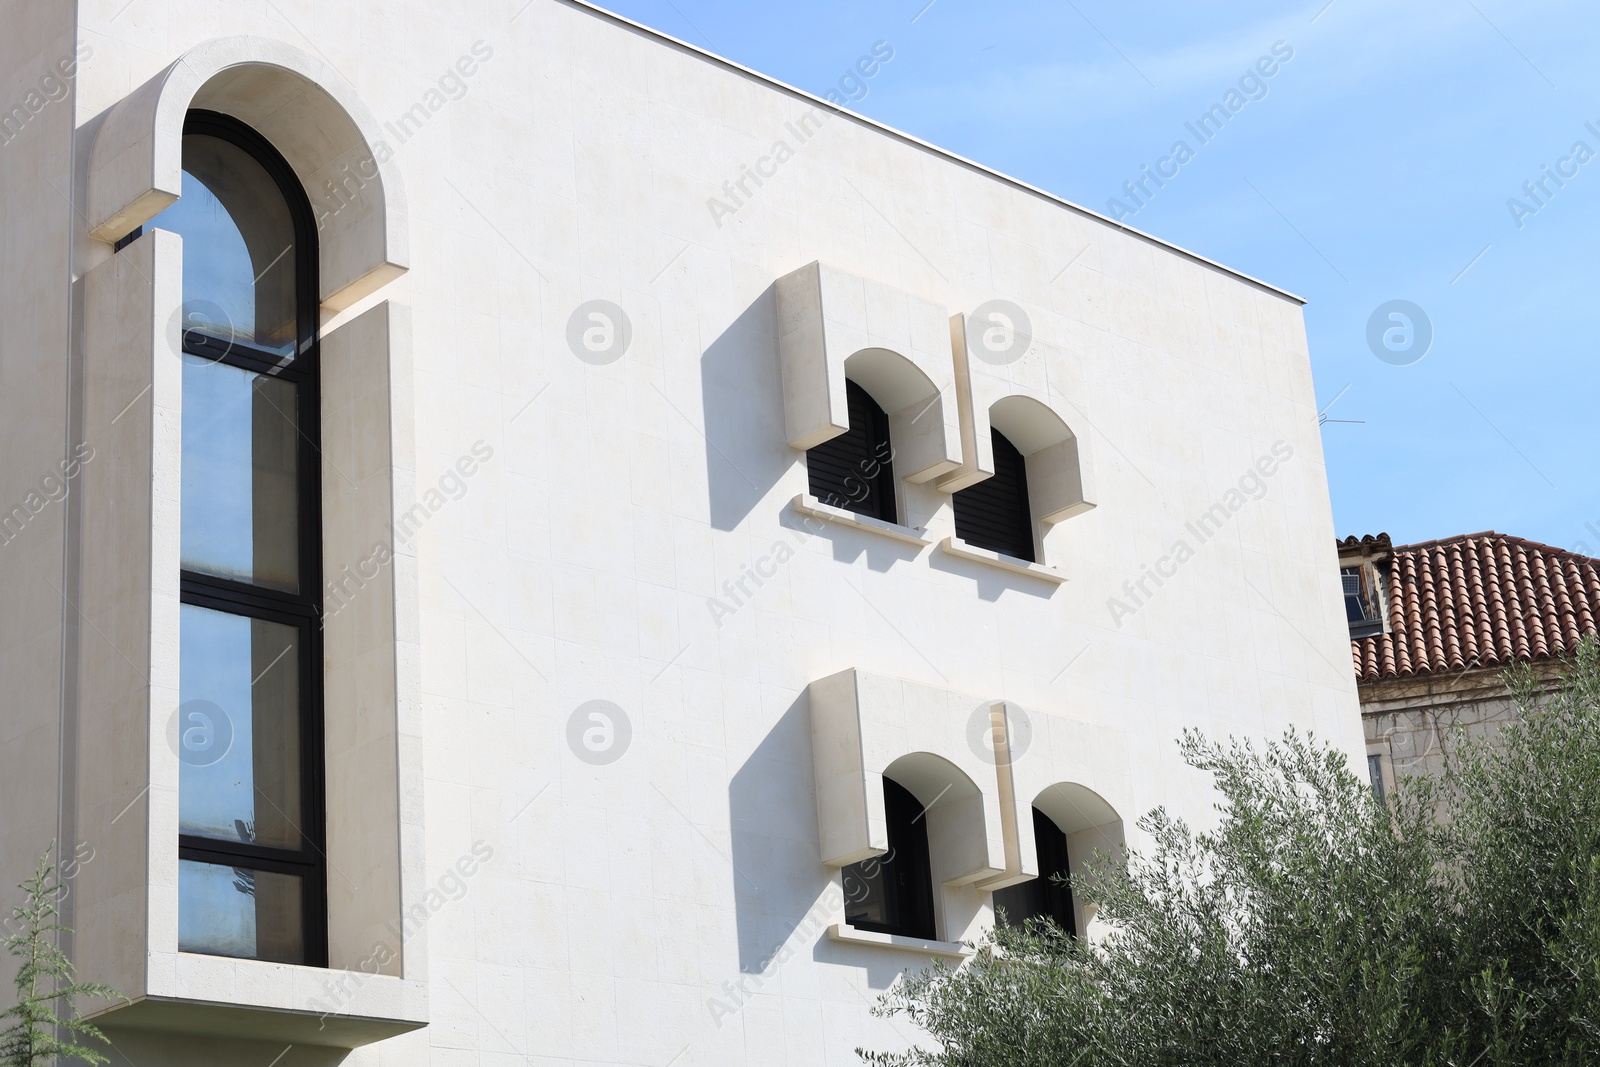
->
[[0, 0, 1367, 1063], [1361, 667, 1560, 792], [0, 0, 81, 997], [1366, 695, 1522, 787]]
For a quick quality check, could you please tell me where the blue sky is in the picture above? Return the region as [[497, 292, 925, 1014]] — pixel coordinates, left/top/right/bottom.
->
[[595, 0, 1600, 553]]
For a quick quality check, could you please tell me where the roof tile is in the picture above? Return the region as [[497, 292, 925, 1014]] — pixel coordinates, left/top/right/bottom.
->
[[1350, 532, 1600, 683]]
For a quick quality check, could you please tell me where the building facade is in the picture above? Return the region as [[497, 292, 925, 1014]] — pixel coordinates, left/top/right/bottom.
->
[[1, 3, 1363, 1064], [1340, 532, 1600, 797]]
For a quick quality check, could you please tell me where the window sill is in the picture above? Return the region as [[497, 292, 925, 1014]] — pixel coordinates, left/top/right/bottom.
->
[[939, 536, 1067, 585], [826, 923, 972, 959], [88, 954, 429, 1048], [793, 494, 930, 546]]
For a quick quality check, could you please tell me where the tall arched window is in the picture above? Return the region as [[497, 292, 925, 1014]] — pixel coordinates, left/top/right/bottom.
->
[[153, 111, 326, 966], [952, 427, 1034, 561], [992, 806, 1076, 936], [806, 379, 897, 523], [841, 776, 936, 940]]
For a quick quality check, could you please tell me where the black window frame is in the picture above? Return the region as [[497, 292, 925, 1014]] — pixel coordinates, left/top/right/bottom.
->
[[806, 379, 898, 524], [174, 109, 328, 968], [842, 776, 937, 941], [992, 806, 1077, 937], [952, 426, 1035, 562]]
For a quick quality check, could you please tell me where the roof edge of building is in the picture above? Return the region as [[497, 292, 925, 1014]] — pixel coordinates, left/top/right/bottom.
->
[[1395, 529, 1599, 565], [561, 0, 1308, 306]]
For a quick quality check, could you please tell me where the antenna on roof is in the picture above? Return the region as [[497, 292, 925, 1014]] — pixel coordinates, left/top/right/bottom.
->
[[1317, 383, 1361, 427]]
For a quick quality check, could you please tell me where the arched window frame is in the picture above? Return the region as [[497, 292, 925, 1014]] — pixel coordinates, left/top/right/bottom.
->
[[172, 109, 328, 968], [776, 263, 965, 512], [935, 310, 1096, 576], [75, 38, 424, 1035], [979, 772, 1127, 941]]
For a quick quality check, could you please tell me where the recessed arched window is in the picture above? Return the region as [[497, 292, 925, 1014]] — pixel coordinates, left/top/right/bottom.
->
[[807, 379, 897, 523], [841, 776, 936, 940], [152, 110, 326, 966], [992, 806, 1076, 936], [952, 426, 1033, 561]]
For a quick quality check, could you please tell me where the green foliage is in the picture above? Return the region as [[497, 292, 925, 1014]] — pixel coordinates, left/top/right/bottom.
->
[[862, 639, 1600, 1067], [0, 846, 122, 1067]]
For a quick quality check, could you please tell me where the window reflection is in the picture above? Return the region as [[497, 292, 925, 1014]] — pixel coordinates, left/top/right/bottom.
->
[[179, 604, 302, 850], [180, 359, 299, 590], [178, 859, 304, 964], [151, 134, 298, 360]]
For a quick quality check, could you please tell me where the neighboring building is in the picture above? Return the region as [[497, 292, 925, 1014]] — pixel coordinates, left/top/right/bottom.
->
[[1, 4, 1363, 1065], [1340, 532, 1600, 797]]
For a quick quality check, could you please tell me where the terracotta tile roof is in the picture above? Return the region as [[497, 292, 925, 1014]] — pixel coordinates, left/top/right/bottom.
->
[[1349, 531, 1600, 683], [1338, 533, 1392, 553]]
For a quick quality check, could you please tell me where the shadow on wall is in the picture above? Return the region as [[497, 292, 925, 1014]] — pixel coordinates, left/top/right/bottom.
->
[[700, 285, 793, 532], [727, 692, 917, 991], [727, 694, 831, 974], [927, 548, 1057, 603]]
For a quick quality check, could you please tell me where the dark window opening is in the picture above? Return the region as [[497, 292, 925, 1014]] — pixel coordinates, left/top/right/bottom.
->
[[842, 777, 936, 940], [1342, 565, 1383, 639], [952, 427, 1034, 562], [1368, 754, 1387, 805], [158, 110, 327, 967], [807, 379, 897, 524], [992, 807, 1076, 937]]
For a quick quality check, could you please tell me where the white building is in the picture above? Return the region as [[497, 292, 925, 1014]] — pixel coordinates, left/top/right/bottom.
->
[[0, 3, 1363, 1064]]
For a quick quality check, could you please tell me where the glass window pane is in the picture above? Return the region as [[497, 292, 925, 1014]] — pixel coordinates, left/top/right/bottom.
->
[[151, 134, 298, 361], [844, 851, 893, 930], [179, 604, 302, 849], [178, 859, 304, 964], [181, 359, 299, 591]]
